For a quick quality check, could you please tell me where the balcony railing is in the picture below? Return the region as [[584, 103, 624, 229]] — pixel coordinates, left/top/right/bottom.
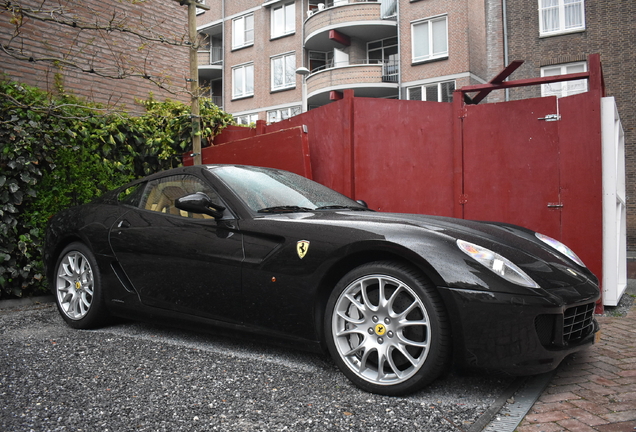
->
[[382, 59, 399, 82], [197, 47, 223, 66], [211, 95, 222, 108], [307, 0, 395, 18], [310, 59, 399, 82], [380, 0, 396, 18]]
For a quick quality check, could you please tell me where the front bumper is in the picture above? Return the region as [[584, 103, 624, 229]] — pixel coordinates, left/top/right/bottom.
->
[[438, 282, 600, 375]]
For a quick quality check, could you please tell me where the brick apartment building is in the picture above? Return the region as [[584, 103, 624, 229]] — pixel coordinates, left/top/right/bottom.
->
[[196, 0, 635, 250], [195, 0, 504, 124], [0, 0, 191, 111]]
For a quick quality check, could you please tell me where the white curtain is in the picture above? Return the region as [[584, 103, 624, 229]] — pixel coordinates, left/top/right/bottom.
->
[[432, 18, 447, 57], [541, 0, 559, 33]]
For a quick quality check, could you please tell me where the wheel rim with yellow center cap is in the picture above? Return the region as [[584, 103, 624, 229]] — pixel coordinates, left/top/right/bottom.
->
[[56, 250, 95, 320], [332, 274, 432, 386]]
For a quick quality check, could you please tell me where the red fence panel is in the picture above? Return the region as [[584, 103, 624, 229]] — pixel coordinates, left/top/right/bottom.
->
[[351, 97, 454, 215], [558, 91, 603, 281], [461, 96, 562, 236], [184, 126, 312, 178]]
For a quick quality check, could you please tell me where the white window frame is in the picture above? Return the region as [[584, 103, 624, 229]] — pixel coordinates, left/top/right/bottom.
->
[[271, 52, 296, 91], [406, 80, 455, 102], [539, 0, 585, 36], [541, 62, 588, 98], [234, 113, 259, 125], [267, 106, 302, 123], [411, 15, 448, 64], [271, 2, 295, 39], [232, 13, 254, 49], [232, 63, 254, 99]]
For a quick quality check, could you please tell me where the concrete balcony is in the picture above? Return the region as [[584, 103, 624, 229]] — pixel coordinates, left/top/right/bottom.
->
[[304, 1, 397, 51], [305, 61, 398, 107], [197, 47, 222, 81]]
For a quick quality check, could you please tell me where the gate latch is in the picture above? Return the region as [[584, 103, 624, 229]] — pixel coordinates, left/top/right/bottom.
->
[[538, 114, 561, 122]]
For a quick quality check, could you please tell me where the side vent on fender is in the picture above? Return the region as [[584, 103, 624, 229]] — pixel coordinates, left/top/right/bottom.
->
[[110, 261, 136, 293]]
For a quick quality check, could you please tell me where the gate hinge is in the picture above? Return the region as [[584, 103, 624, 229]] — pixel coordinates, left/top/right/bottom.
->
[[459, 194, 468, 205], [538, 114, 561, 122]]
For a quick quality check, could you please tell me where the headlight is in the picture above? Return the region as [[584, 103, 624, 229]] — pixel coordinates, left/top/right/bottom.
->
[[535, 233, 585, 267], [457, 239, 540, 288]]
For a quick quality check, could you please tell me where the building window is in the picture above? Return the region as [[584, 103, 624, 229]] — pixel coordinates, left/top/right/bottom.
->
[[267, 106, 301, 123], [271, 53, 296, 91], [368, 37, 399, 81], [232, 13, 254, 49], [309, 51, 333, 72], [539, 0, 585, 36], [271, 2, 295, 38], [411, 16, 448, 63], [232, 63, 254, 99], [235, 113, 259, 125], [407, 80, 455, 102], [541, 62, 587, 97]]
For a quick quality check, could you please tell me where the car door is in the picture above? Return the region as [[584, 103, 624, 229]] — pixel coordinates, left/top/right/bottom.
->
[[109, 174, 244, 322]]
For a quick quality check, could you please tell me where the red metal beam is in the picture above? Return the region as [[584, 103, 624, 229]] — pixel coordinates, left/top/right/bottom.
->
[[468, 60, 524, 104], [459, 72, 590, 94], [330, 91, 343, 100], [329, 29, 351, 46]]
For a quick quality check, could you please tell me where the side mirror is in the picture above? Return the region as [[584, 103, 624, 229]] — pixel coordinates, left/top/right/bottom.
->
[[175, 192, 226, 219], [356, 200, 368, 208]]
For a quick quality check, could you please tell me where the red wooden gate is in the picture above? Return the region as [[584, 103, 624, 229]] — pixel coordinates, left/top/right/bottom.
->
[[460, 97, 562, 239]]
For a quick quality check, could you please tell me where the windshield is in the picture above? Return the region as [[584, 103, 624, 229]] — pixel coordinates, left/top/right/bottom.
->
[[211, 166, 367, 213]]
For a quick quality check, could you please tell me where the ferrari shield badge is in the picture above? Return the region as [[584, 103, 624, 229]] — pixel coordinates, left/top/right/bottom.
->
[[297, 240, 310, 259]]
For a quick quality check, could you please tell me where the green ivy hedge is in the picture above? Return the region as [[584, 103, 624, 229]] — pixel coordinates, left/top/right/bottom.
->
[[0, 76, 235, 299]]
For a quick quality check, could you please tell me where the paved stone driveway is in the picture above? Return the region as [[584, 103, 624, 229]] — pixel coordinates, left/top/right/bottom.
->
[[517, 300, 636, 432]]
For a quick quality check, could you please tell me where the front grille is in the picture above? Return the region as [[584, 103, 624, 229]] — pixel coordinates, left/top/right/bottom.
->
[[534, 302, 596, 347], [563, 303, 595, 342]]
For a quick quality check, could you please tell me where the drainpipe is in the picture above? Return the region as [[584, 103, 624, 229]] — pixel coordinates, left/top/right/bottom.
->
[[502, 0, 509, 101], [396, 0, 401, 100], [222, 0, 225, 110]]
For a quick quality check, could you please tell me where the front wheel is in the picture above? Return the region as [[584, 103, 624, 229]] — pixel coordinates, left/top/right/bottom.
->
[[325, 261, 450, 395], [53, 242, 110, 329]]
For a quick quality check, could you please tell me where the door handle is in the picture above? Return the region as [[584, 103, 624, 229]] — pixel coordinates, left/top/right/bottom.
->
[[547, 203, 563, 209], [117, 219, 131, 228]]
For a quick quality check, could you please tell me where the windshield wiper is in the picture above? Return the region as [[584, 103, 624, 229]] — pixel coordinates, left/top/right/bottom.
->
[[316, 205, 371, 211], [257, 206, 314, 214]]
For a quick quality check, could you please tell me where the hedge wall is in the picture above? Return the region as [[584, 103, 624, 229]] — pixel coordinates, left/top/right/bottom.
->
[[0, 76, 234, 298]]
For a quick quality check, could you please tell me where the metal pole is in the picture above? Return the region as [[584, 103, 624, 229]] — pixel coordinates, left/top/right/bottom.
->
[[295, 67, 310, 112]]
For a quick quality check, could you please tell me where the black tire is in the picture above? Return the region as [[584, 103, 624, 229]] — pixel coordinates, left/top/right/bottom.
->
[[324, 261, 450, 396], [52, 242, 110, 329]]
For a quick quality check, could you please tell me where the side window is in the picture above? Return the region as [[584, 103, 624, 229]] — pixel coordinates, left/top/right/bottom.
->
[[411, 15, 448, 64], [232, 63, 255, 99], [271, 2, 295, 39], [541, 62, 587, 97], [232, 13, 254, 49], [118, 183, 146, 207], [539, 0, 585, 36], [139, 175, 222, 219]]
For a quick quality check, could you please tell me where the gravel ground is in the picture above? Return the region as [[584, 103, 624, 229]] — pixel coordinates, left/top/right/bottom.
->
[[0, 303, 513, 432]]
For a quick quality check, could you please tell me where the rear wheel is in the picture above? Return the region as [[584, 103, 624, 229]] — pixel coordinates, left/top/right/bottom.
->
[[53, 242, 109, 329], [325, 261, 450, 395]]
